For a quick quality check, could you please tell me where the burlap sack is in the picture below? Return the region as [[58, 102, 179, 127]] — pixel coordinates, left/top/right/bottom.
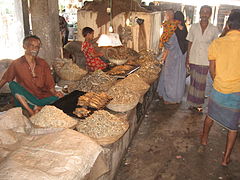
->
[[0, 129, 105, 180]]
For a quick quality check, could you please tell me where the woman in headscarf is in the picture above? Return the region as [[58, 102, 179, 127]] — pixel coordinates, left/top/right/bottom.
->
[[157, 10, 188, 104]]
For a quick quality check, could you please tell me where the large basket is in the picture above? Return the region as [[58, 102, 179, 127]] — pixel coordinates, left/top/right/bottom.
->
[[58, 62, 87, 81], [92, 119, 129, 145], [106, 101, 139, 112]]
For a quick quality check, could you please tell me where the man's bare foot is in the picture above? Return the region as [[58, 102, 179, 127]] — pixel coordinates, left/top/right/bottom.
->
[[33, 106, 43, 114], [221, 157, 231, 166]]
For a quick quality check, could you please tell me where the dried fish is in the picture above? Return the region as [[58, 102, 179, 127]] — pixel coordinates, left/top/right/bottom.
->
[[78, 92, 112, 109], [73, 108, 91, 118], [71, 70, 117, 93], [106, 65, 135, 75], [30, 105, 78, 128], [76, 110, 129, 139], [135, 62, 161, 84], [114, 74, 150, 95], [106, 85, 140, 112]]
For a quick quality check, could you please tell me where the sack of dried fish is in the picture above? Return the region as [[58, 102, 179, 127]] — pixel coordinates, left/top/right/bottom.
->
[[76, 70, 117, 93], [78, 92, 112, 109], [30, 105, 78, 128], [57, 60, 87, 81], [135, 62, 161, 84], [136, 50, 157, 66], [107, 86, 140, 112], [115, 74, 150, 96], [76, 110, 129, 145]]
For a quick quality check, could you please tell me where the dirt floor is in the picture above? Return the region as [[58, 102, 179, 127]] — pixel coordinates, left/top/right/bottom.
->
[[115, 80, 240, 180]]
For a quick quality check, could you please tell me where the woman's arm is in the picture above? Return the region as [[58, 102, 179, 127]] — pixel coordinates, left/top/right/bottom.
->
[[161, 49, 169, 62]]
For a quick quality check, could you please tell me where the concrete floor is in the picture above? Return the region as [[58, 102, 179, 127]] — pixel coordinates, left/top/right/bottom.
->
[[115, 94, 240, 180]]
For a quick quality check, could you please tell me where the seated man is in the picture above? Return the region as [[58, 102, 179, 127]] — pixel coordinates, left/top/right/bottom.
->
[[0, 35, 63, 116]]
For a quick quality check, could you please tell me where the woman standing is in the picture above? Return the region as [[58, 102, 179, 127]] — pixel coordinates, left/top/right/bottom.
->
[[157, 10, 188, 104]]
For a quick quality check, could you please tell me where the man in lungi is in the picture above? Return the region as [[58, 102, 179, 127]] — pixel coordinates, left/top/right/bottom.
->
[[200, 11, 240, 166], [186, 5, 219, 112], [0, 35, 63, 116]]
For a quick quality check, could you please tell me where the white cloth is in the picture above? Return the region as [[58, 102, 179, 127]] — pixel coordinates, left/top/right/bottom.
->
[[186, 23, 219, 66]]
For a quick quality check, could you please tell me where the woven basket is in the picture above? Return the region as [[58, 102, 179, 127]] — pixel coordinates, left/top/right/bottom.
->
[[106, 101, 139, 112], [92, 119, 129, 145], [58, 62, 87, 81]]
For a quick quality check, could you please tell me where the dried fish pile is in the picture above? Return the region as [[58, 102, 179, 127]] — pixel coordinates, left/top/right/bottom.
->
[[58, 61, 87, 81], [76, 110, 129, 141], [135, 62, 161, 84], [106, 47, 140, 61], [30, 106, 78, 128], [78, 92, 112, 109], [115, 74, 150, 95], [107, 86, 140, 112], [72, 70, 117, 93], [136, 50, 157, 66], [106, 65, 135, 75]]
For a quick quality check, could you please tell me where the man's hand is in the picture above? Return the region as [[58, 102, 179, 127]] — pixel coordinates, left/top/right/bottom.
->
[[55, 91, 64, 98], [50, 88, 64, 98]]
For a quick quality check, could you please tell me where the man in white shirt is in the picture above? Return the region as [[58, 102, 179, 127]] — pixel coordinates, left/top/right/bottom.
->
[[186, 5, 219, 112]]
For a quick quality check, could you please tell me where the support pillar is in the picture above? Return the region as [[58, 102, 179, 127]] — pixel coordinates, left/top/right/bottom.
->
[[29, 0, 61, 65], [21, 0, 30, 36]]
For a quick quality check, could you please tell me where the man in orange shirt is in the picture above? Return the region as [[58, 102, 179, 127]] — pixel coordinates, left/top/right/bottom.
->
[[0, 35, 63, 116], [200, 12, 240, 166]]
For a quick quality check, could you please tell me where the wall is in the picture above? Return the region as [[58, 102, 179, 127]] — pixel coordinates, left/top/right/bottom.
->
[[77, 10, 161, 53], [217, 4, 240, 31]]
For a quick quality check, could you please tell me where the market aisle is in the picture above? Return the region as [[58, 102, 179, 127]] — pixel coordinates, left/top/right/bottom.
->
[[115, 93, 240, 180]]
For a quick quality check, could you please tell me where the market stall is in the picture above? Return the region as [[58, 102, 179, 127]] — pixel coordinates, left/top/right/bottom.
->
[[0, 49, 161, 180]]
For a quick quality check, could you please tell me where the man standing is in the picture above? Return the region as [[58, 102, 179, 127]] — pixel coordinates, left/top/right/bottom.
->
[[186, 5, 219, 112], [59, 15, 69, 46], [0, 35, 63, 116], [201, 11, 240, 166]]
